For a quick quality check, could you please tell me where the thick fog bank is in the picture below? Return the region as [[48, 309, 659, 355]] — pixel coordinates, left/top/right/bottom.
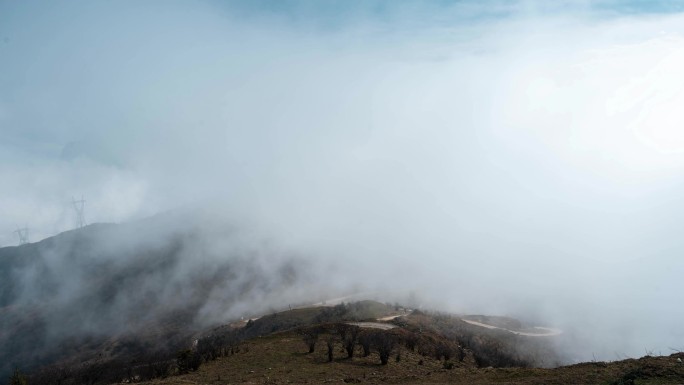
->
[[0, 213, 334, 379], [2, 0, 684, 369]]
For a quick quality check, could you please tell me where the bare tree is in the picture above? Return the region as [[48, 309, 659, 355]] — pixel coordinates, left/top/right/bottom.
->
[[435, 341, 453, 361], [404, 333, 417, 352], [326, 335, 336, 362], [300, 327, 320, 353], [359, 331, 372, 357], [372, 331, 397, 365], [338, 324, 360, 358]]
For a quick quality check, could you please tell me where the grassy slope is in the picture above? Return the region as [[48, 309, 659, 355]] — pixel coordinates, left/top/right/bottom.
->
[[137, 304, 684, 385], [144, 331, 684, 385], [0, 217, 311, 382], [11, 296, 684, 385]]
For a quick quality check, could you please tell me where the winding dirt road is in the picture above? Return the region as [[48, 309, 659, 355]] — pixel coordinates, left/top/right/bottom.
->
[[460, 318, 562, 337], [346, 322, 397, 330]]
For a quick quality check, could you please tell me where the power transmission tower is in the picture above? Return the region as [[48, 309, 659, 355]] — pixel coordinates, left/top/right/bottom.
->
[[72, 196, 86, 228], [14, 227, 29, 245]]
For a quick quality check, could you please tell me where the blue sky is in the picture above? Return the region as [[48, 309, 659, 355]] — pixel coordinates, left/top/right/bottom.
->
[[213, 0, 684, 26]]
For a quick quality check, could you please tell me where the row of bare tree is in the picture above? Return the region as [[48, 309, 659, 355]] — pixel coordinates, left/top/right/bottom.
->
[[18, 335, 249, 385], [299, 323, 465, 366]]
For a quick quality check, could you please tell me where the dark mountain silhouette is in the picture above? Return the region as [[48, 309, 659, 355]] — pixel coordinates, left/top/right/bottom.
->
[[0, 214, 305, 382]]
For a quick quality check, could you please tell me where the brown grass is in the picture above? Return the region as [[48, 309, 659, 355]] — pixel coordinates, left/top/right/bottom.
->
[[140, 330, 684, 385]]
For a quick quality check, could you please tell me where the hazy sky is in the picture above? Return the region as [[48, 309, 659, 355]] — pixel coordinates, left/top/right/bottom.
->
[[2, 0, 684, 360], [2, 0, 684, 243]]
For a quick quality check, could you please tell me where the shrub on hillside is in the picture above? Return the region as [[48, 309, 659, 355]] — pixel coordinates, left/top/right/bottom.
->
[[27, 364, 71, 385], [176, 349, 201, 374], [9, 368, 27, 385]]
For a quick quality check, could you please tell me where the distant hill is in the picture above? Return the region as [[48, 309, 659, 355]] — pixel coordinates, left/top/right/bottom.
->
[[17, 300, 684, 385], [0, 214, 311, 383], [5, 216, 683, 385]]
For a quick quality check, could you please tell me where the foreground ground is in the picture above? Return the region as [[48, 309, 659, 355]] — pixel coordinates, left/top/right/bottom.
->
[[16, 301, 684, 385], [142, 330, 684, 385]]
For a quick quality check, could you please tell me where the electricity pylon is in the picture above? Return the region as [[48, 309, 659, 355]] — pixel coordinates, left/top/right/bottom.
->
[[14, 227, 29, 245], [72, 196, 86, 228]]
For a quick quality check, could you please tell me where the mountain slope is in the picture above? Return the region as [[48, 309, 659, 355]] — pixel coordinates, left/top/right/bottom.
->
[[0, 214, 309, 382], [140, 331, 684, 385]]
